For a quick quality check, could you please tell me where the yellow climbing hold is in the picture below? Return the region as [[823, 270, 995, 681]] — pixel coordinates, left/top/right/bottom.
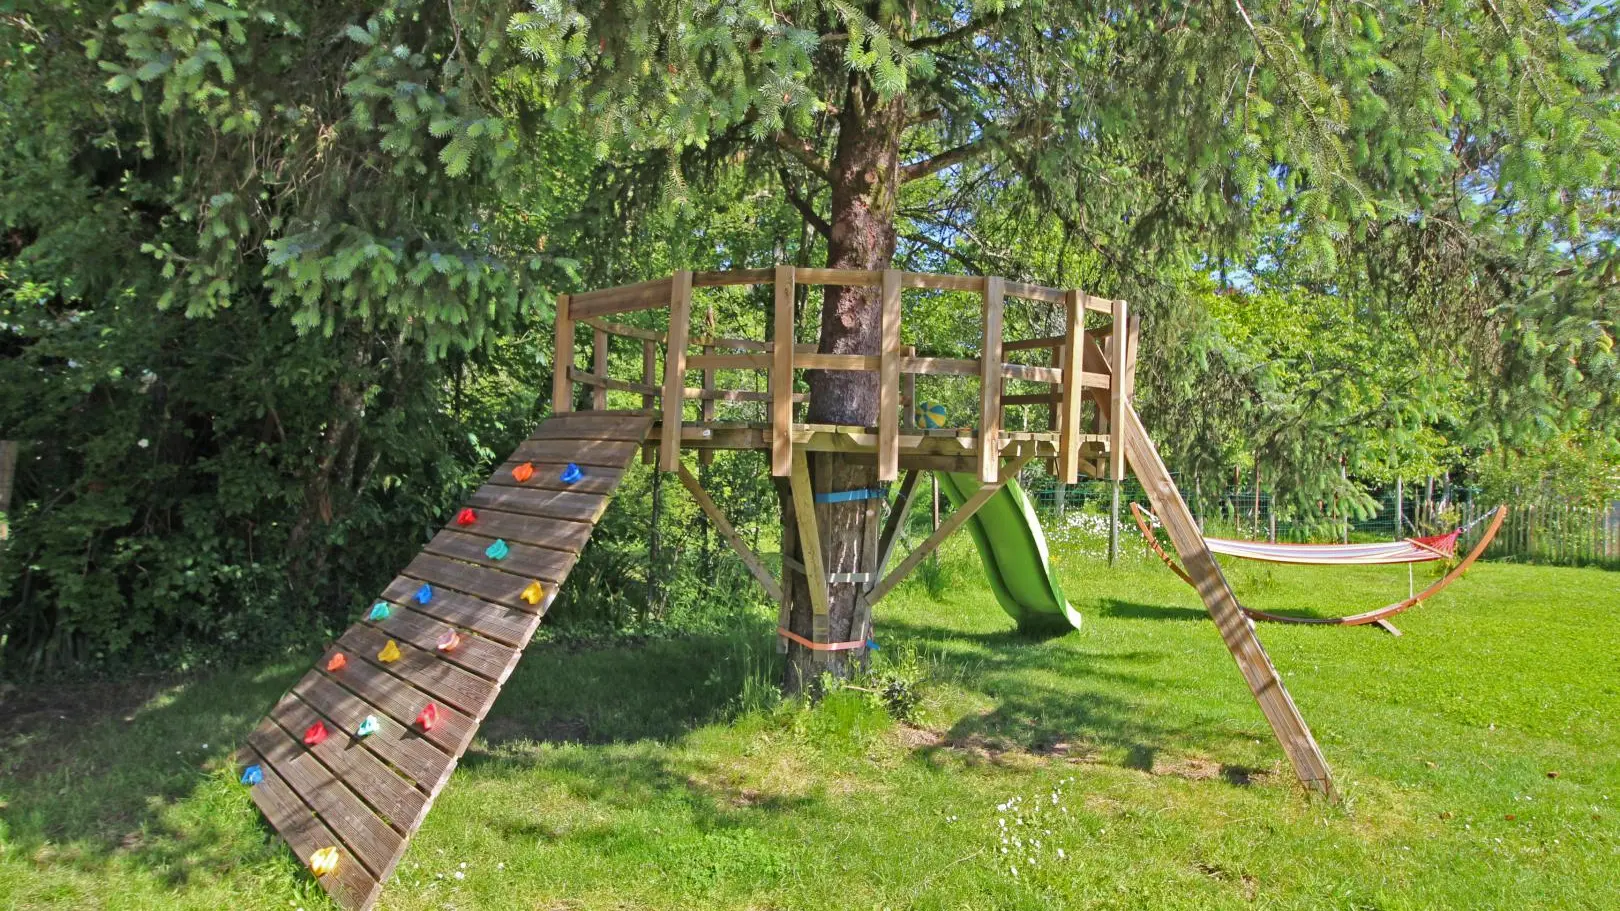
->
[[520, 581, 545, 605], [310, 846, 340, 876], [377, 639, 402, 663]]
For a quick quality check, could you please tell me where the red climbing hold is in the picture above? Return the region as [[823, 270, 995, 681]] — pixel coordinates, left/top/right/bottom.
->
[[455, 507, 477, 526], [303, 720, 329, 747], [326, 652, 347, 673], [415, 702, 440, 732]]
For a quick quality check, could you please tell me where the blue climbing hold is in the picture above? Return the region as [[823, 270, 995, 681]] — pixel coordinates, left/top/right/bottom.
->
[[241, 764, 263, 786], [414, 583, 433, 605], [866, 639, 880, 651], [485, 539, 510, 561], [367, 602, 391, 621], [560, 462, 583, 484]]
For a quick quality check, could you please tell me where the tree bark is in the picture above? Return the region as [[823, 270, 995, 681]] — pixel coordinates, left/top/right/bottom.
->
[[780, 78, 909, 693]]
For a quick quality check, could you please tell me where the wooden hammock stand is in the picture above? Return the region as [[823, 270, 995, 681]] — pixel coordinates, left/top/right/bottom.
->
[[1131, 502, 1508, 635]]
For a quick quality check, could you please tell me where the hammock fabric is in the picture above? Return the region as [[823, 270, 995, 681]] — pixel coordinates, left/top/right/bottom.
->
[[1130, 504, 1507, 629]]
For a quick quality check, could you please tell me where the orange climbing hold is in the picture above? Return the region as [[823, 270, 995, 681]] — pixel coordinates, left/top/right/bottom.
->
[[325, 652, 347, 673], [512, 461, 534, 483]]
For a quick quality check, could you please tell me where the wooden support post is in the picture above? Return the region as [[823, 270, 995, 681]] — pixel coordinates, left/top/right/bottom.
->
[[552, 294, 573, 413], [0, 440, 15, 542], [641, 340, 657, 410], [659, 271, 693, 472], [771, 265, 796, 477], [591, 327, 608, 410], [979, 277, 1005, 484], [700, 343, 716, 467], [675, 463, 782, 602], [1119, 404, 1337, 801], [868, 453, 1035, 606], [878, 269, 902, 482], [1109, 479, 1121, 566], [872, 470, 923, 580], [1058, 290, 1086, 484], [1108, 298, 1128, 483], [788, 447, 832, 658]]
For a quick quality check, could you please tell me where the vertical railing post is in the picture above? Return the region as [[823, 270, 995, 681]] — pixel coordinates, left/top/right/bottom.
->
[[1058, 290, 1086, 484], [659, 271, 693, 472], [771, 265, 796, 477], [979, 276, 1005, 484], [901, 345, 917, 430], [700, 343, 716, 467], [641, 340, 657, 411], [878, 269, 902, 482], [1108, 297, 1129, 484], [591, 326, 608, 410], [552, 293, 573, 413]]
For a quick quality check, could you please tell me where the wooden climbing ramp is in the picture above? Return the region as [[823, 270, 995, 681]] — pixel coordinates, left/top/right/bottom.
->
[[237, 410, 655, 910]]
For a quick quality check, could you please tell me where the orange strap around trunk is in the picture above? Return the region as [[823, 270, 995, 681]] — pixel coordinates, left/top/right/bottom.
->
[[777, 627, 867, 651]]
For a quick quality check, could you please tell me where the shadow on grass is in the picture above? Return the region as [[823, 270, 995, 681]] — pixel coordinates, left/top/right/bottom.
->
[[1095, 599, 1208, 622]]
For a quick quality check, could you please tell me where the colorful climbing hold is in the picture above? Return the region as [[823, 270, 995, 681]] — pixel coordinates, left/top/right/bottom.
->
[[560, 462, 583, 484], [377, 639, 402, 663], [303, 720, 329, 747], [520, 580, 545, 605], [240, 764, 263, 786], [367, 601, 392, 621], [356, 714, 380, 738], [436, 629, 461, 652], [484, 538, 510, 561], [455, 507, 477, 526], [512, 461, 535, 483], [866, 639, 880, 651], [414, 583, 433, 605], [416, 702, 440, 732], [309, 846, 340, 877], [326, 652, 347, 673]]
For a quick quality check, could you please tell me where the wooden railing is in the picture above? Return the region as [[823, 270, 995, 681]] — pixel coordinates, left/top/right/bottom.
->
[[552, 268, 1138, 485]]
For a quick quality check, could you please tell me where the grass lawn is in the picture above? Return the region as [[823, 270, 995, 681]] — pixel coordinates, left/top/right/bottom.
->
[[2, 530, 1617, 910]]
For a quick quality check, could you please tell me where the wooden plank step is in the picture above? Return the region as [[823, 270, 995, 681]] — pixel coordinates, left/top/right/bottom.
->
[[488, 460, 626, 495], [402, 553, 560, 615], [247, 721, 404, 878], [510, 437, 639, 468], [266, 694, 428, 828], [333, 625, 499, 718], [527, 416, 658, 442], [425, 509, 594, 556], [315, 651, 478, 757], [421, 531, 580, 588], [290, 674, 455, 787], [364, 604, 520, 682], [243, 746, 381, 910], [462, 485, 610, 524], [379, 576, 539, 647]]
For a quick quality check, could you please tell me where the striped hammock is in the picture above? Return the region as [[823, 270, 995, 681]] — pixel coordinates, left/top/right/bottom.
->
[[1203, 531, 1461, 566]]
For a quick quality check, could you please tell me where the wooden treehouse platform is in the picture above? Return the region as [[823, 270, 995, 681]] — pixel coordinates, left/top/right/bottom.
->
[[238, 267, 1338, 911]]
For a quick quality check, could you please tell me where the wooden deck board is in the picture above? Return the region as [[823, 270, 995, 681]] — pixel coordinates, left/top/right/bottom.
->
[[289, 674, 455, 787], [421, 530, 581, 587], [402, 552, 560, 613], [364, 604, 520, 682], [378, 576, 539, 647], [315, 647, 478, 756], [266, 695, 428, 829], [243, 746, 380, 909], [462, 485, 610, 524], [334, 625, 499, 717], [488, 461, 627, 495]]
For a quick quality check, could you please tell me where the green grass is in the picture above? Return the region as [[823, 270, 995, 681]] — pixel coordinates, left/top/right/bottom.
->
[[2, 532, 1618, 910]]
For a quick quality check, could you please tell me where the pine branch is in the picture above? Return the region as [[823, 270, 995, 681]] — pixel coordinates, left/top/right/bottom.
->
[[775, 130, 830, 180], [908, 12, 1005, 51], [779, 168, 832, 239]]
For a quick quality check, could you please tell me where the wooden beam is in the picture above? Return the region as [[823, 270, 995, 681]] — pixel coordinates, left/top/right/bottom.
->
[[878, 269, 902, 481], [570, 277, 674, 318], [659, 271, 693, 472], [700, 344, 716, 467], [676, 463, 782, 602], [901, 355, 978, 376], [1001, 363, 1063, 384], [591, 327, 608, 410], [1059, 290, 1086, 483], [1119, 404, 1337, 801], [771, 265, 795, 477], [1108, 298, 1128, 481], [580, 316, 666, 344], [872, 470, 923, 580], [687, 353, 772, 370], [552, 294, 573, 413], [868, 453, 1034, 606], [788, 447, 831, 654], [901, 345, 917, 429], [979, 277, 1005, 483]]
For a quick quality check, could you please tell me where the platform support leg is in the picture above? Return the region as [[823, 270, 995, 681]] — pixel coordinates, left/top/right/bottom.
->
[[1108, 479, 1120, 566]]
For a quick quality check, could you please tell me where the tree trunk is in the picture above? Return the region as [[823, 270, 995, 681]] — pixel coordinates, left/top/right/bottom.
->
[[780, 79, 908, 693]]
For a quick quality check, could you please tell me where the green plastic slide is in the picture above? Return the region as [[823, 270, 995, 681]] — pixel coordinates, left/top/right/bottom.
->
[[937, 473, 1083, 634]]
